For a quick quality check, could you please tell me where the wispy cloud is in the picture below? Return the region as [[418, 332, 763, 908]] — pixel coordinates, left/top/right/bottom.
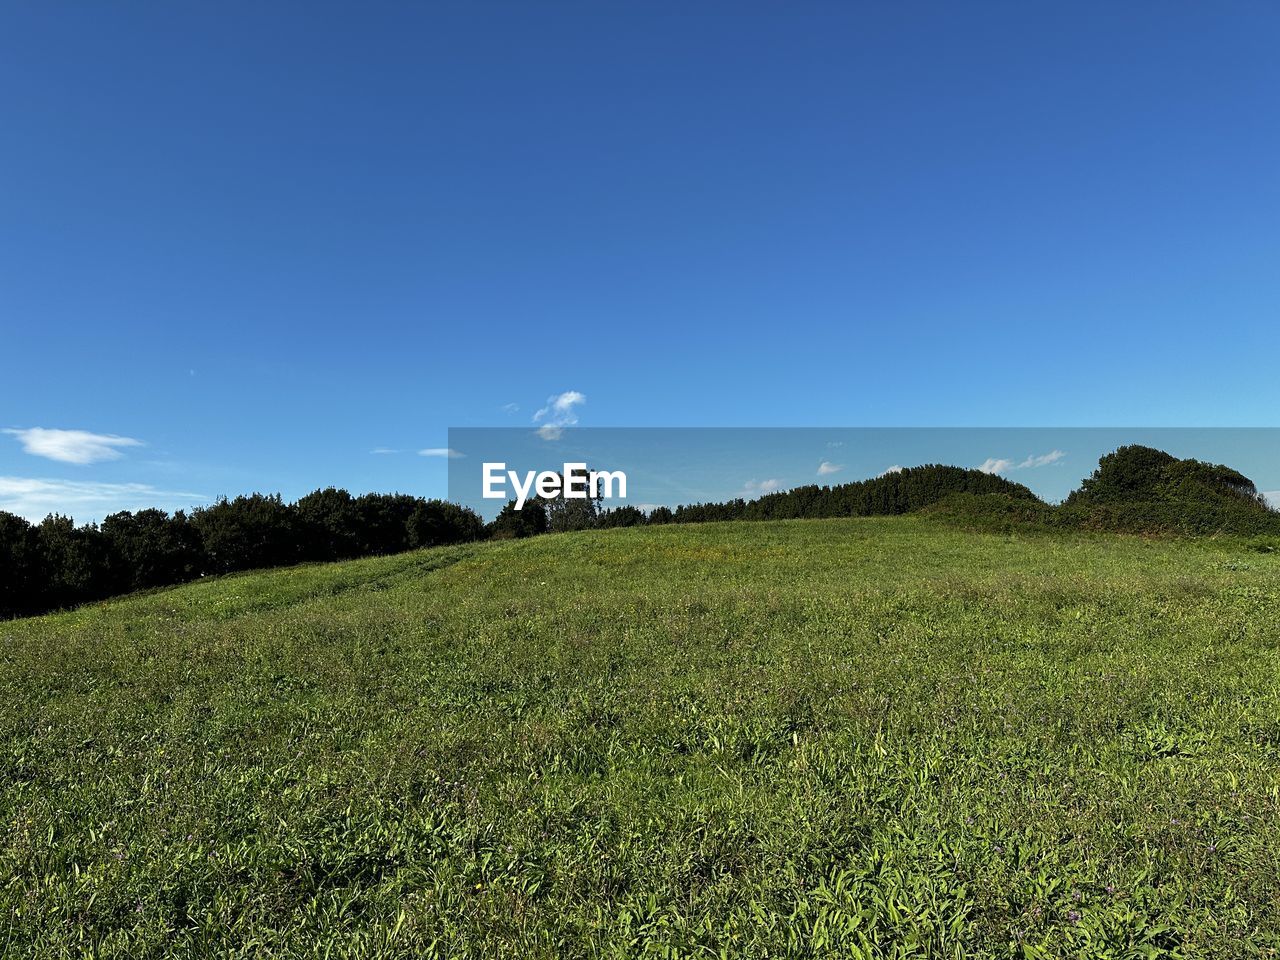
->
[[502, 402, 520, 414], [743, 478, 781, 496], [978, 450, 1066, 475], [370, 447, 400, 455], [3, 427, 143, 465], [419, 447, 465, 459], [1017, 450, 1066, 469], [0, 477, 207, 523], [533, 390, 585, 440], [817, 461, 842, 476], [880, 465, 904, 476]]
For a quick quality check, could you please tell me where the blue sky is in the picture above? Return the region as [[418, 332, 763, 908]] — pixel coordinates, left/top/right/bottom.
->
[[2, 3, 1279, 521]]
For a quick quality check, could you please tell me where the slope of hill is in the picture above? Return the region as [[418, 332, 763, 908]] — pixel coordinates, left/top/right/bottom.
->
[[3, 519, 1279, 957]]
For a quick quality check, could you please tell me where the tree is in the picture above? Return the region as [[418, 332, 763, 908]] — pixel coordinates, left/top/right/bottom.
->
[[295, 487, 362, 561], [597, 505, 646, 528], [0, 512, 43, 618], [192, 494, 299, 574], [352, 493, 420, 555], [543, 466, 602, 533], [647, 506, 674, 525], [36, 514, 111, 610], [407, 500, 484, 548], [488, 500, 547, 539], [102, 508, 204, 592]]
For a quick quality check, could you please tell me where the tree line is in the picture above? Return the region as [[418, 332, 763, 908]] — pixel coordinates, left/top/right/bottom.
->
[[5, 449, 1275, 619], [0, 490, 484, 619], [0, 464, 1034, 618]]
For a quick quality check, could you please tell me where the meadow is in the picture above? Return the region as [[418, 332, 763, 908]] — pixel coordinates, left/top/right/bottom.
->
[[2, 518, 1278, 958]]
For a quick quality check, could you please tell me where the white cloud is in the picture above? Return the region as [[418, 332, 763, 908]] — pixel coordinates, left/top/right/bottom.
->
[[419, 447, 465, 459], [0, 477, 207, 523], [370, 447, 400, 455], [880, 465, 904, 476], [817, 461, 842, 476], [978, 458, 1015, 475], [1017, 449, 1066, 469], [978, 450, 1066, 475], [4, 427, 143, 465], [743, 478, 781, 496], [502, 402, 520, 414], [533, 390, 585, 440]]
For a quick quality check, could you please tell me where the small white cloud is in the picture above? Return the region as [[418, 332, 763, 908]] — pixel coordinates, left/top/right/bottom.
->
[[743, 478, 781, 496], [826, 441, 845, 448], [0, 476, 207, 523], [880, 465, 904, 476], [1018, 450, 1066, 469], [533, 390, 585, 440], [978, 458, 1014, 475], [817, 461, 842, 476], [4, 427, 143, 465], [370, 447, 400, 455], [419, 448, 465, 459], [502, 402, 520, 414], [978, 450, 1066, 475]]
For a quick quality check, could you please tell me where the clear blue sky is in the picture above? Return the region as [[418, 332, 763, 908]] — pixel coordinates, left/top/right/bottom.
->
[[2, 3, 1278, 521]]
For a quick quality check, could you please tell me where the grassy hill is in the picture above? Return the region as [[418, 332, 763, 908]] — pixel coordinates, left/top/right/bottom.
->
[[3, 519, 1279, 958]]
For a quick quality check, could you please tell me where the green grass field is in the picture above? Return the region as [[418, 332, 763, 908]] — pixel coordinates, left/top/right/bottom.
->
[[3, 518, 1279, 958]]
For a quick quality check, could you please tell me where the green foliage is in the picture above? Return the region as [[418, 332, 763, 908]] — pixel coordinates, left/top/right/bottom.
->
[[2, 519, 1279, 957], [487, 500, 548, 539], [917, 492, 1059, 533], [597, 505, 647, 528], [1062, 445, 1280, 535], [543, 466, 604, 533], [1, 492, 484, 619], [295, 487, 363, 560], [671, 465, 1039, 524], [192, 493, 301, 574], [102, 508, 203, 592], [0, 511, 42, 617], [407, 499, 485, 549]]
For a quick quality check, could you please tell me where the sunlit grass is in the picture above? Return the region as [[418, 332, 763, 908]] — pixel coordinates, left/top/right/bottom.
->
[[2, 518, 1278, 957]]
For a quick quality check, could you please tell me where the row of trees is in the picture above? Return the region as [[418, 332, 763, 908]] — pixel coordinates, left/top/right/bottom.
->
[[0, 490, 484, 619], [659, 465, 1037, 524], [8, 450, 1273, 619], [5, 464, 1024, 618]]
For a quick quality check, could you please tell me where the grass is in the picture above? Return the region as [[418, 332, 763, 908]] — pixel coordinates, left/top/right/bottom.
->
[[2, 517, 1279, 958]]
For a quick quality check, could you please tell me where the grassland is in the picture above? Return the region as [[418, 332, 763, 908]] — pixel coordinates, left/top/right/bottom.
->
[[2, 518, 1279, 958]]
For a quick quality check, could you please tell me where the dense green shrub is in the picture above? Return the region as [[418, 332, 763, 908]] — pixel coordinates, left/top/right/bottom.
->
[[1062, 445, 1280, 535]]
